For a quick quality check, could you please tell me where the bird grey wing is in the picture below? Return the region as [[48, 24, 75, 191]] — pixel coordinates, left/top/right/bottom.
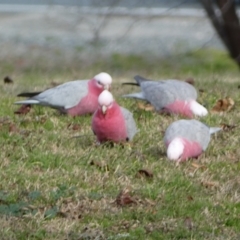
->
[[164, 119, 210, 150], [164, 119, 188, 144], [133, 76, 197, 99], [188, 120, 211, 150], [120, 107, 138, 141], [164, 80, 198, 100], [141, 82, 177, 111], [142, 79, 197, 100], [32, 80, 89, 109]]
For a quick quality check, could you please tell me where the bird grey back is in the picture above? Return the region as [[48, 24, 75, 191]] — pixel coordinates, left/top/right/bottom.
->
[[164, 119, 211, 150], [140, 80, 197, 111], [162, 80, 197, 100], [33, 80, 89, 109], [140, 81, 177, 111]]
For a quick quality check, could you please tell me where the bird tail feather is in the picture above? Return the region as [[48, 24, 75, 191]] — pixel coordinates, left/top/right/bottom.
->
[[122, 92, 146, 100], [122, 75, 151, 86], [122, 82, 139, 86], [17, 92, 42, 97], [134, 75, 151, 85], [209, 127, 222, 135], [14, 100, 39, 105]]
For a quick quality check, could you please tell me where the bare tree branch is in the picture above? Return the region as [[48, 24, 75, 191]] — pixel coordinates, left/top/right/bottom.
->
[[200, 0, 240, 68], [215, 0, 240, 65]]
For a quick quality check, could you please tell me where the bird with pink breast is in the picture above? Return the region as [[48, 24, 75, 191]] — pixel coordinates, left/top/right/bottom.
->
[[15, 73, 221, 162]]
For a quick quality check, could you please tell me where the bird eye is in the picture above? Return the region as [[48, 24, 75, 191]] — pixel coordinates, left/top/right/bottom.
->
[[98, 81, 101, 84]]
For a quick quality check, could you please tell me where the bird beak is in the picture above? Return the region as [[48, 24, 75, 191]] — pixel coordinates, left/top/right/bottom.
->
[[102, 105, 107, 114], [104, 84, 110, 90]]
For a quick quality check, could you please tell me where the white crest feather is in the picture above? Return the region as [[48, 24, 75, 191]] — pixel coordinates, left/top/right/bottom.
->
[[98, 90, 114, 106], [94, 72, 112, 85], [167, 138, 184, 161], [190, 100, 208, 117]]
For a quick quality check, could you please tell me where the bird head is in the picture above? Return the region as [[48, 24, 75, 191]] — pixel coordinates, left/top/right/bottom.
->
[[94, 72, 112, 91], [98, 90, 114, 114]]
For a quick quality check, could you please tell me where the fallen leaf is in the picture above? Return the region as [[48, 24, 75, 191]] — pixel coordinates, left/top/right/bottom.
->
[[116, 189, 137, 206], [184, 217, 194, 230], [67, 123, 81, 131], [137, 102, 154, 111], [8, 122, 30, 137], [9, 123, 19, 133], [57, 211, 68, 218], [50, 81, 60, 87], [144, 198, 156, 206], [145, 223, 158, 233], [0, 117, 11, 125], [112, 220, 132, 232], [187, 196, 194, 201], [38, 116, 47, 124], [136, 169, 153, 178], [211, 97, 234, 113], [58, 198, 84, 220], [185, 77, 195, 85], [14, 104, 31, 115], [72, 124, 81, 131], [76, 226, 105, 239], [201, 181, 219, 188], [3, 76, 13, 84], [191, 163, 207, 170], [221, 123, 237, 131], [90, 160, 109, 171], [191, 163, 202, 168]]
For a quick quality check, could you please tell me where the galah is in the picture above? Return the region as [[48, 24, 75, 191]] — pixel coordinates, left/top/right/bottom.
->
[[164, 119, 221, 161], [122, 75, 208, 118], [92, 90, 137, 143], [14, 72, 112, 116]]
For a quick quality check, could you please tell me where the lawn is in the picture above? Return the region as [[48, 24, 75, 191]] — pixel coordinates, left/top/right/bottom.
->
[[0, 48, 240, 239]]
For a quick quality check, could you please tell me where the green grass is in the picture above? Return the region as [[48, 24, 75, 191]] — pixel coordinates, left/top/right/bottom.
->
[[1, 48, 240, 239]]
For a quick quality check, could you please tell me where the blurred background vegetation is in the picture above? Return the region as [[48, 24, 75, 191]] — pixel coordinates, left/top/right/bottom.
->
[[0, 0, 239, 81]]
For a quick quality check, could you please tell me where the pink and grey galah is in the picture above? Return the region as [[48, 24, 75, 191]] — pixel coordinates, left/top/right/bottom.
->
[[164, 119, 221, 161], [122, 75, 208, 118], [14, 72, 112, 117], [91, 90, 138, 143]]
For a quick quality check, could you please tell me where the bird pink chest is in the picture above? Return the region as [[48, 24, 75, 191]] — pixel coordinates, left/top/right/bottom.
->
[[180, 139, 203, 161], [67, 80, 102, 116], [92, 106, 128, 143], [165, 100, 193, 118]]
